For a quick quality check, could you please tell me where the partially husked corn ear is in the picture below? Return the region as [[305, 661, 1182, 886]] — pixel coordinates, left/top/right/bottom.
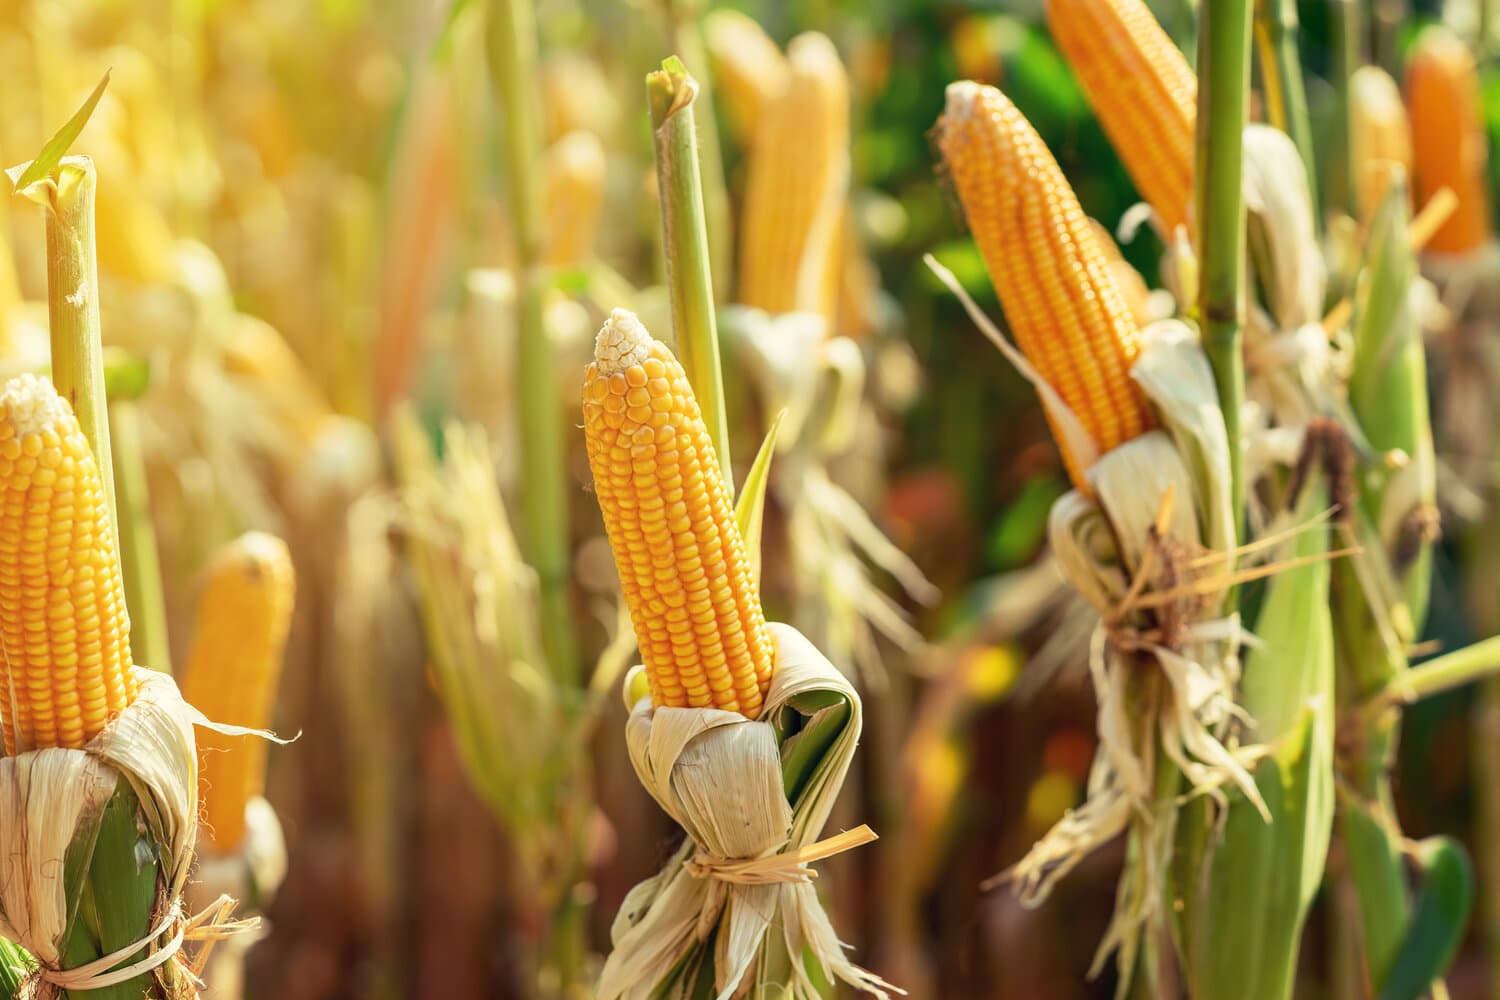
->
[[737, 32, 850, 330], [704, 9, 789, 146], [1088, 218, 1156, 329], [181, 531, 295, 853], [1406, 26, 1492, 254], [1046, 0, 1196, 236], [582, 309, 774, 718], [937, 82, 1155, 488], [543, 130, 607, 268], [0, 374, 137, 754], [1351, 66, 1413, 224]]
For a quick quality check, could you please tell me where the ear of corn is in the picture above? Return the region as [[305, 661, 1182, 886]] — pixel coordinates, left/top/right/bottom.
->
[[1046, 0, 1196, 236], [1406, 26, 1492, 254], [0, 374, 138, 754], [936, 81, 1155, 488], [736, 32, 850, 330], [704, 9, 789, 146], [542, 129, 607, 268], [582, 308, 774, 718], [1351, 66, 1413, 226], [1088, 217, 1157, 328], [181, 531, 295, 853]]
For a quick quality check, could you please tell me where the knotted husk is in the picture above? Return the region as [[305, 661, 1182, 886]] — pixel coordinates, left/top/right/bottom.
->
[[0, 670, 267, 997], [596, 622, 899, 1000], [1008, 323, 1264, 992]]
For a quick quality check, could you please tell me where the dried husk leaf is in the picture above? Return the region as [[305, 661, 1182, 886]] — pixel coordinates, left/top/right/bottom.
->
[[596, 623, 896, 1000]]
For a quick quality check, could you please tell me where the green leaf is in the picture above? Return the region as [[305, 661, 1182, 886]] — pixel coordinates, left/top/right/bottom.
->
[[734, 410, 784, 593], [1377, 838, 1474, 1000], [0, 936, 36, 997], [102, 350, 151, 401], [8, 71, 111, 193], [1342, 791, 1410, 989]]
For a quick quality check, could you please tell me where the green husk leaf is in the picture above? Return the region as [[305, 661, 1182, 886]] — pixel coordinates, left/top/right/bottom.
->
[[7, 72, 110, 193], [1377, 837, 1473, 1000], [1341, 789, 1410, 988], [0, 938, 36, 996], [735, 409, 786, 593], [777, 691, 852, 805]]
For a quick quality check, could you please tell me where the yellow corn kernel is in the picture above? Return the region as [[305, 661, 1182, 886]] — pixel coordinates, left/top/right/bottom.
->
[[1351, 66, 1414, 225], [181, 531, 295, 853], [1087, 218, 1156, 329], [543, 130, 607, 268], [0, 374, 138, 754], [937, 82, 1155, 489], [1046, 0, 1196, 237], [737, 32, 850, 332], [1406, 26, 1492, 254], [582, 309, 774, 718], [704, 9, 790, 146]]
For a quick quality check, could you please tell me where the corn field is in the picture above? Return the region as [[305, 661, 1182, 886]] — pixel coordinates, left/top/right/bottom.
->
[[8, 0, 1500, 997]]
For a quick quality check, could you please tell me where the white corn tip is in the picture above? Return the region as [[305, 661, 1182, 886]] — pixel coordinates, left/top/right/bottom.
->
[[594, 308, 653, 374]]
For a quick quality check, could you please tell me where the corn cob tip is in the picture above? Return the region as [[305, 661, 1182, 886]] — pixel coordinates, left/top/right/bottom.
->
[[942, 80, 987, 122], [0, 373, 75, 436], [594, 308, 653, 374]]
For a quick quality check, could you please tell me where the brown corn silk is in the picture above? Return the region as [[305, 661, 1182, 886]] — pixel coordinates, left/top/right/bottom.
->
[[582, 309, 774, 718], [0, 374, 138, 754], [936, 81, 1155, 488]]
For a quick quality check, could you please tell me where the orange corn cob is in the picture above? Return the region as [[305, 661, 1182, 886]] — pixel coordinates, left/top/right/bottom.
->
[[1351, 66, 1414, 224], [937, 82, 1155, 488], [704, 9, 790, 146], [1088, 218, 1156, 329], [582, 309, 774, 718], [181, 532, 295, 853], [1046, 0, 1196, 236], [1406, 26, 1492, 254], [0, 374, 137, 754], [737, 32, 850, 330]]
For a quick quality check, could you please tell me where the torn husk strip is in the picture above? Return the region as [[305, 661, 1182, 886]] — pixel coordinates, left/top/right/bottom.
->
[[0, 669, 275, 996], [597, 623, 899, 1000]]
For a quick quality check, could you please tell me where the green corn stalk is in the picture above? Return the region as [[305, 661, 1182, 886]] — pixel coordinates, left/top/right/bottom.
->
[[1184, 477, 1335, 1000]]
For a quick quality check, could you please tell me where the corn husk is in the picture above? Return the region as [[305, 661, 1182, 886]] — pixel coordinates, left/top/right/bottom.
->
[[0, 670, 269, 996], [184, 798, 286, 999], [597, 623, 897, 1000]]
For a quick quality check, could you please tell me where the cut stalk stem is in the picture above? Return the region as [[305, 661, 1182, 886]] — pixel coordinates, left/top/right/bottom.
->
[[1196, 0, 1252, 549], [1254, 0, 1318, 214], [16, 157, 117, 532], [110, 400, 172, 673], [1371, 635, 1500, 711], [488, 0, 578, 681], [648, 57, 734, 488], [666, 2, 733, 304]]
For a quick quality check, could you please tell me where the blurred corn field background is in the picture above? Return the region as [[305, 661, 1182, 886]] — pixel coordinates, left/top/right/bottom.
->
[[10, 0, 1500, 996]]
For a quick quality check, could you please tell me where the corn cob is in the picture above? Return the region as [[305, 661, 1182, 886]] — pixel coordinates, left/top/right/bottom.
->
[[704, 9, 789, 146], [0, 374, 137, 754], [542, 130, 607, 268], [1046, 0, 1196, 236], [181, 531, 295, 853], [937, 82, 1155, 488], [1351, 66, 1413, 225], [1088, 217, 1156, 328], [1406, 26, 1492, 254], [582, 309, 773, 718], [737, 32, 849, 330]]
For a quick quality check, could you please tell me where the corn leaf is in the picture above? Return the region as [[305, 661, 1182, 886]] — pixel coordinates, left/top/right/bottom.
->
[[735, 410, 785, 593], [0, 938, 34, 997], [1377, 837, 1473, 1000], [6, 71, 110, 192], [1341, 790, 1410, 989]]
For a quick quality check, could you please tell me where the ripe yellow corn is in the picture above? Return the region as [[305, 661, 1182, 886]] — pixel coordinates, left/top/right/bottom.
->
[[1406, 26, 1492, 254], [1046, 0, 1196, 236], [1351, 66, 1414, 224], [543, 130, 607, 268], [937, 82, 1155, 488], [1088, 218, 1156, 329], [704, 9, 789, 147], [582, 309, 774, 718], [0, 374, 138, 754], [181, 532, 295, 853], [737, 32, 849, 331]]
